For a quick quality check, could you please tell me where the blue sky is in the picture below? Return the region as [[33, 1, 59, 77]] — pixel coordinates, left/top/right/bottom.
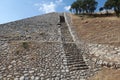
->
[[0, 0, 106, 24]]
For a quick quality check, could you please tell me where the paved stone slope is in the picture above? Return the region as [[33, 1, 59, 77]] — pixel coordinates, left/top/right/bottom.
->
[[0, 13, 89, 80], [0, 13, 60, 42]]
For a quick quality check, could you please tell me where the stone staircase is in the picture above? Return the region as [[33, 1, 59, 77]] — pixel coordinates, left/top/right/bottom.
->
[[63, 43, 88, 71], [59, 15, 89, 73]]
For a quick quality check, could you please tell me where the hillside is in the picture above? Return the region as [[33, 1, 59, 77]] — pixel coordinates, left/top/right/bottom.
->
[[71, 15, 120, 46], [71, 14, 120, 80]]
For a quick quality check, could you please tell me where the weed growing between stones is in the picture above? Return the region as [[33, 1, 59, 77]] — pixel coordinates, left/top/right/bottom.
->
[[22, 42, 29, 49]]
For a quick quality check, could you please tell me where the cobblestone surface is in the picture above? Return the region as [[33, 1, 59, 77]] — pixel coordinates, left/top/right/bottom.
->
[[0, 13, 90, 80], [0, 42, 72, 80], [0, 13, 60, 42]]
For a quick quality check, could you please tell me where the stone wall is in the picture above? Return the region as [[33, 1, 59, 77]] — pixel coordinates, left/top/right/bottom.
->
[[87, 43, 120, 68]]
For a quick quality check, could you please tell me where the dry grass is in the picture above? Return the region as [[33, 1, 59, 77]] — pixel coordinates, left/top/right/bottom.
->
[[89, 67, 120, 80], [71, 14, 120, 46], [71, 14, 120, 80]]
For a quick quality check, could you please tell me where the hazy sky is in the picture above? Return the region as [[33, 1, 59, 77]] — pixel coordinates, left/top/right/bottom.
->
[[0, 0, 106, 24]]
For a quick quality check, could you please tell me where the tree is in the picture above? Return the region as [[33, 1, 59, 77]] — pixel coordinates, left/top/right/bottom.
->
[[99, 7, 104, 14], [70, 0, 98, 14], [88, 0, 98, 13], [76, 0, 84, 13], [99, 7, 104, 12], [104, 0, 120, 17], [70, 1, 79, 14], [114, 0, 120, 17]]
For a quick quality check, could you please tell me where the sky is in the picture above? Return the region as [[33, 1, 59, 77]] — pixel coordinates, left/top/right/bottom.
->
[[0, 0, 106, 24]]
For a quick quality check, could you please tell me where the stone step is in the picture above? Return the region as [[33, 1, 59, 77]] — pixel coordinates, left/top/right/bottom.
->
[[67, 57, 83, 60], [66, 55, 83, 59], [68, 64, 88, 68], [67, 61, 86, 66], [67, 59, 84, 63], [66, 53, 83, 58], [66, 54, 80, 57], [70, 66, 89, 71]]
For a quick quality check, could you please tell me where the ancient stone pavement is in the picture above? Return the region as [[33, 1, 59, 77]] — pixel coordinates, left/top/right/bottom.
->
[[0, 13, 89, 80]]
